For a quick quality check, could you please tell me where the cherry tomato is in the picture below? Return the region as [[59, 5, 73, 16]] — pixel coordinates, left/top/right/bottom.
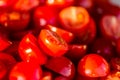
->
[[45, 25, 74, 43], [9, 61, 42, 80], [19, 33, 47, 65], [100, 15, 120, 42], [59, 6, 90, 34], [0, 11, 30, 31], [45, 57, 75, 79], [38, 29, 68, 57], [78, 54, 110, 77]]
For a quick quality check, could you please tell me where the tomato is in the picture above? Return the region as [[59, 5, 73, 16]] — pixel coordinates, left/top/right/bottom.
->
[[45, 57, 75, 79], [33, 6, 58, 31], [38, 29, 68, 57], [45, 25, 74, 43], [59, 6, 90, 34], [9, 61, 42, 80], [100, 15, 120, 42], [78, 54, 110, 77], [0, 11, 30, 31], [19, 33, 47, 65]]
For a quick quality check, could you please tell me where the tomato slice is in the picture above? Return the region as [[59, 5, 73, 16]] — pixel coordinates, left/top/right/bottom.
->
[[38, 29, 68, 57], [45, 25, 74, 43], [19, 33, 47, 65], [59, 6, 90, 34]]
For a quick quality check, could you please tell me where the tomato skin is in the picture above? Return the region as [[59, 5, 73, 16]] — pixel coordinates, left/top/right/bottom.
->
[[19, 33, 47, 65], [45, 25, 74, 43], [78, 54, 110, 77], [38, 29, 68, 57], [59, 6, 90, 34], [9, 61, 42, 80], [0, 11, 30, 31], [45, 57, 75, 79]]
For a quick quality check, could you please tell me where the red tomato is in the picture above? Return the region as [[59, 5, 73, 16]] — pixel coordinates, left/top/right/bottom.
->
[[33, 6, 58, 31], [9, 61, 42, 80], [59, 6, 90, 34], [100, 15, 120, 42], [38, 29, 68, 57], [45, 25, 74, 43], [45, 57, 75, 79], [19, 33, 47, 65], [0, 11, 30, 31], [78, 54, 110, 77]]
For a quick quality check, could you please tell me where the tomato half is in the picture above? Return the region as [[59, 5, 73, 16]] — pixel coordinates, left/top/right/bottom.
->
[[59, 6, 90, 34], [19, 33, 47, 65], [38, 29, 68, 57]]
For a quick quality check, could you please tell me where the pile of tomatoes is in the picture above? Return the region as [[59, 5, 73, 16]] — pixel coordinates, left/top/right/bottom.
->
[[0, 0, 120, 80]]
